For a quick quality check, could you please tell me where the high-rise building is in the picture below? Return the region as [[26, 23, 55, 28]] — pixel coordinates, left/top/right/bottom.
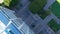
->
[[0, 6, 34, 34]]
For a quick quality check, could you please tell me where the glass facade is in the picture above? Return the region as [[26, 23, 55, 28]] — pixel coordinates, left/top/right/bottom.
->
[[0, 6, 34, 34], [0, 7, 23, 34]]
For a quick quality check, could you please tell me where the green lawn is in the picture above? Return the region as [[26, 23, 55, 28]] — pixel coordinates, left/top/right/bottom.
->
[[48, 19, 60, 32], [49, 1, 60, 18]]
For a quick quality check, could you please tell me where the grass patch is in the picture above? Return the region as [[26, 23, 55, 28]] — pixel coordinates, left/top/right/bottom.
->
[[48, 19, 60, 32], [49, 1, 60, 18]]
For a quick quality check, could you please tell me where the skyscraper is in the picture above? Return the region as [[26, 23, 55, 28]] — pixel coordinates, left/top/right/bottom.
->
[[0, 6, 34, 34]]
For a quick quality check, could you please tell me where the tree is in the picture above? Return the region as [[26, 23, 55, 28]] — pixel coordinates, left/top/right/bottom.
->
[[29, 0, 47, 13], [0, 0, 19, 8]]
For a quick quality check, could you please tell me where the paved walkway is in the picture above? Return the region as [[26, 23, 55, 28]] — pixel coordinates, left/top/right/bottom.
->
[[44, 0, 56, 10], [13, 0, 60, 34]]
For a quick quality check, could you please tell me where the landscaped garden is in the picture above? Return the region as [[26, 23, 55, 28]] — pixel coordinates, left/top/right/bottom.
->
[[49, 0, 60, 18], [48, 19, 60, 32], [0, 0, 19, 8], [29, 0, 51, 19]]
